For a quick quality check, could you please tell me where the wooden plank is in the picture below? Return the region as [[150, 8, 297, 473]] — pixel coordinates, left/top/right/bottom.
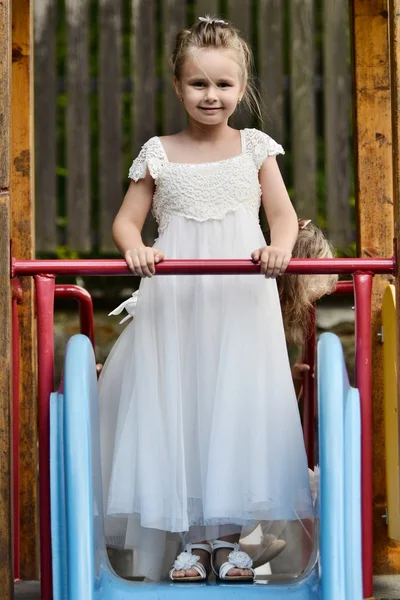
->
[[34, 0, 57, 253], [0, 2, 11, 191], [226, 0, 252, 130], [0, 3, 13, 598], [66, 0, 91, 252], [99, 0, 123, 253], [162, 0, 186, 135], [131, 0, 156, 153], [351, 0, 400, 582], [290, 0, 317, 221], [258, 0, 284, 142], [389, 0, 400, 550], [194, 0, 219, 19], [227, 0, 251, 41], [11, 0, 39, 582], [0, 195, 12, 600], [324, 0, 352, 248], [131, 0, 157, 247]]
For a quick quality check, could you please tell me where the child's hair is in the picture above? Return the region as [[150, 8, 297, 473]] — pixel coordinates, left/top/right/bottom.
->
[[170, 16, 262, 124], [277, 222, 338, 346]]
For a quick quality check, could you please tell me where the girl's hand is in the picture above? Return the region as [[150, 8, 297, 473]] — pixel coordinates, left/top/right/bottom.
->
[[291, 363, 311, 381], [124, 247, 165, 277], [251, 246, 292, 278]]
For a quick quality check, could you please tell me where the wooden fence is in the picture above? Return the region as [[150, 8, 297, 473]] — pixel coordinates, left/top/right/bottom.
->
[[34, 0, 353, 255]]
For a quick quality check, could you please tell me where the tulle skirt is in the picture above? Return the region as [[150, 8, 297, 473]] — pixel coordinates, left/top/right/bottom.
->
[[99, 207, 313, 580]]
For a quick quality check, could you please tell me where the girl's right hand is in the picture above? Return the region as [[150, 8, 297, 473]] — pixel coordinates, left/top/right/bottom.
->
[[124, 247, 165, 277]]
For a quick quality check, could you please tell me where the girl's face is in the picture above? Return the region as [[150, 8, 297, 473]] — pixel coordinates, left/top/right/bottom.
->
[[174, 48, 245, 126]]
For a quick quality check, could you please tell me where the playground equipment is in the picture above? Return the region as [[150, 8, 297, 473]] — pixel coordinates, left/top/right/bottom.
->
[[10, 256, 393, 600], [3, 2, 400, 600]]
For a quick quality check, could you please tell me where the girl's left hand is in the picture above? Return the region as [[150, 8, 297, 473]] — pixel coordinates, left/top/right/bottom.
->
[[251, 246, 292, 278]]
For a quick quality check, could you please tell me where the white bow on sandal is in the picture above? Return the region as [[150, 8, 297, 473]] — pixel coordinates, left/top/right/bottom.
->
[[211, 540, 255, 582], [169, 543, 212, 582]]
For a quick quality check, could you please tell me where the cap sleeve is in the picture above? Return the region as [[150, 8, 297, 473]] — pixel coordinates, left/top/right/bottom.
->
[[128, 137, 166, 182], [243, 128, 285, 170]]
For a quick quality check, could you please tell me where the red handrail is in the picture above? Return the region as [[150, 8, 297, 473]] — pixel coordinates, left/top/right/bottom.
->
[[12, 256, 395, 276]]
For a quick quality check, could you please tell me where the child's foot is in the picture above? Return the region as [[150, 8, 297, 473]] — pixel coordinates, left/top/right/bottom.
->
[[169, 544, 212, 581], [172, 548, 210, 579], [212, 547, 253, 578]]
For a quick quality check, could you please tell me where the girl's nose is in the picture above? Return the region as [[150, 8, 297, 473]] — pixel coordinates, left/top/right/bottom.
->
[[205, 86, 218, 102]]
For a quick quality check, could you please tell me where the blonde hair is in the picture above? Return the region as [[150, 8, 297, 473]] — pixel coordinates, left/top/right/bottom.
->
[[277, 223, 338, 345], [170, 17, 262, 124]]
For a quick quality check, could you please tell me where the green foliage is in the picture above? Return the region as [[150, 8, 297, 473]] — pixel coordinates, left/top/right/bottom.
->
[[55, 245, 80, 259]]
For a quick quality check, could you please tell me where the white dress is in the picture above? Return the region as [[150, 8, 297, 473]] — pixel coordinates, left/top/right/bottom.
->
[[99, 128, 313, 580]]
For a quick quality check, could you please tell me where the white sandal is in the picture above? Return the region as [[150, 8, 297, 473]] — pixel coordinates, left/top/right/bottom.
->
[[169, 543, 212, 582], [211, 540, 255, 582]]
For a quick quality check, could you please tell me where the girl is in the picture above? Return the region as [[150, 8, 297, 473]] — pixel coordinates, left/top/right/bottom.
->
[[99, 16, 313, 583]]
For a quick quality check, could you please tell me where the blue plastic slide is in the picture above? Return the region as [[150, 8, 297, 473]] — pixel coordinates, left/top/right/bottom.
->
[[50, 332, 362, 599]]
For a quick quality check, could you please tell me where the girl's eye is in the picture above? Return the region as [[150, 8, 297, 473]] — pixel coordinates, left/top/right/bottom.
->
[[192, 81, 205, 88], [218, 82, 231, 88]]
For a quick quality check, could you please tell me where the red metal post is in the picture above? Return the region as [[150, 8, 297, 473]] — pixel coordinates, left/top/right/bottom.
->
[[35, 275, 55, 600], [11, 279, 23, 581], [54, 284, 95, 348], [353, 271, 374, 599], [302, 307, 317, 469]]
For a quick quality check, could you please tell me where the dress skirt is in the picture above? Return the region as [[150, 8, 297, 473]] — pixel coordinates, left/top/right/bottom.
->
[[99, 207, 313, 580]]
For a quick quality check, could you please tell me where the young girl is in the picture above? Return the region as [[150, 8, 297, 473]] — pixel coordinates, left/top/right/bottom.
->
[[99, 16, 313, 583]]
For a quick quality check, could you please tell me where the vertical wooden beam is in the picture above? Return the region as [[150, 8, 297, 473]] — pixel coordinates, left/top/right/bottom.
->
[[34, 0, 57, 253], [66, 0, 91, 253], [290, 0, 317, 221], [324, 0, 352, 248], [11, 0, 39, 581], [131, 0, 157, 247], [226, 0, 252, 130], [258, 0, 284, 143], [351, 0, 400, 586], [389, 0, 400, 554], [0, 1, 13, 599], [162, 0, 186, 135], [194, 0, 219, 19], [99, 0, 123, 253]]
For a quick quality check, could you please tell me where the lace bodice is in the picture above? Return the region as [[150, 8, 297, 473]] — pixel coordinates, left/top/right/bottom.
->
[[128, 129, 284, 233]]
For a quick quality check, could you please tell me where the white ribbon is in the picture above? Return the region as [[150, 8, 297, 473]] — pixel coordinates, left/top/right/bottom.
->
[[199, 15, 228, 25], [108, 290, 139, 324]]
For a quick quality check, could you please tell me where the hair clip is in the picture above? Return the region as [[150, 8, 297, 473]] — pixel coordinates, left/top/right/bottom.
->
[[298, 219, 312, 230], [199, 15, 228, 25]]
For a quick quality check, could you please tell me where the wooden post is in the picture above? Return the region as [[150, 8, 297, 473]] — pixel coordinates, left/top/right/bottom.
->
[[290, 0, 317, 221], [389, 0, 400, 555], [131, 0, 157, 247], [0, 1, 13, 599], [99, 0, 123, 253], [66, 0, 91, 253], [11, 0, 39, 581], [351, 0, 400, 587], [324, 0, 352, 249], [162, 0, 186, 135]]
